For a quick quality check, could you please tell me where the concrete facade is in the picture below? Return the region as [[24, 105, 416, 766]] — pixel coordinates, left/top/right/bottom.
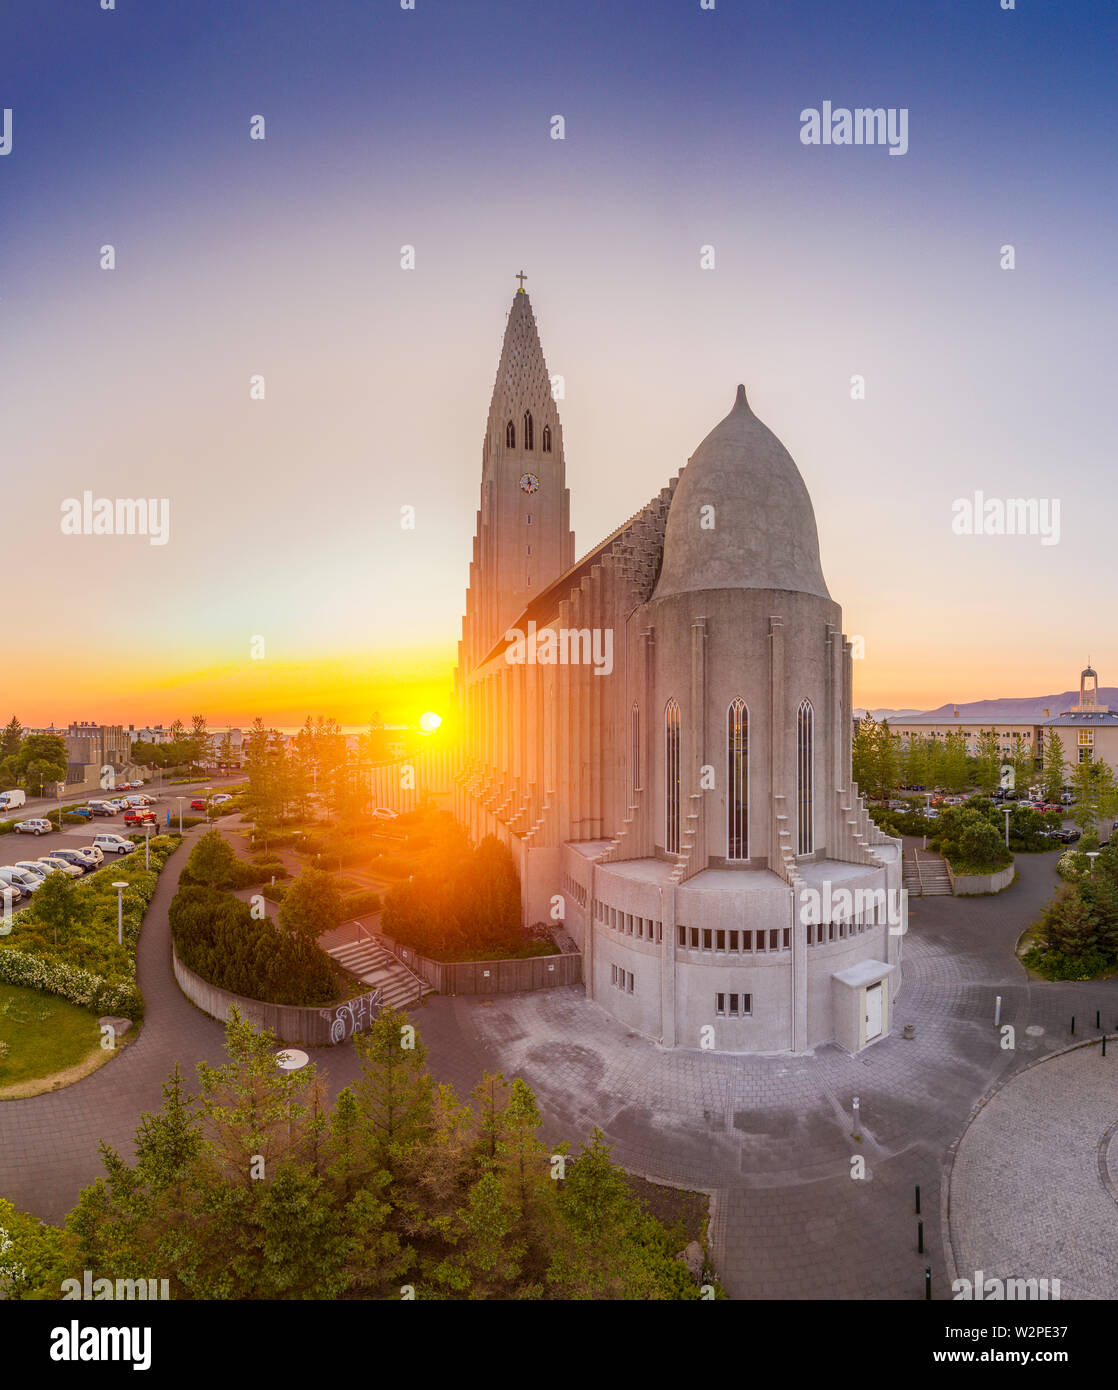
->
[[454, 290, 903, 1054]]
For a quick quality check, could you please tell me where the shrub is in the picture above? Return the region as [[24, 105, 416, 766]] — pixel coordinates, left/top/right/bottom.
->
[[341, 888, 381, 918], [1021, 947, 1113, 981], [169, 884, 336, 1006]]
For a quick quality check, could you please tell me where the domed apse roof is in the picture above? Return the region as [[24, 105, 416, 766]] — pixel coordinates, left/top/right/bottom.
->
[[653, 385, 831, 602]]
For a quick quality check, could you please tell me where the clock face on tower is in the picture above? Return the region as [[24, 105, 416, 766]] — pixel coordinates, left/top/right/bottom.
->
[[519, 472, 540, 494]]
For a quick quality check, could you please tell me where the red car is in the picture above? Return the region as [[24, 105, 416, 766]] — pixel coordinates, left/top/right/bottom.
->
[[190, 798, 207, 811], [123, 808, 156, 825]]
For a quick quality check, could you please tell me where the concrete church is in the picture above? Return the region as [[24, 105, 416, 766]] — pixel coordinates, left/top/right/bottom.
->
[[455, 287, 904, 1054]]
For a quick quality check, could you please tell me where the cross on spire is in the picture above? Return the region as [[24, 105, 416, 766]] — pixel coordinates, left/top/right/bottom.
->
[[515, 270, 527, 293]]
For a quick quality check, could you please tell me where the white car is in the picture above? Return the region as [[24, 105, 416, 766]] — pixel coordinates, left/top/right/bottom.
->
[[15, 860, 59, 879], [39, 856, 82, 877], [372, 808, 399, 822], [105, 799, 129, 812], [77, 846, 104, 867], [211, 794, 232, 806], [92, 833, 135, 856], [0, 866, 41, 895], [13, 818, 53, 836], [127, 795, 155, 807]]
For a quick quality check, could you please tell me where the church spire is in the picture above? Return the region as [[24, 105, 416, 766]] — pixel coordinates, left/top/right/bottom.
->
[[459, 286, 575, 671]]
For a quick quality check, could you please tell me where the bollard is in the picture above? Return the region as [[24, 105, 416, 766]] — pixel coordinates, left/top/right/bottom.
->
[[852, 1096, 860, 1136], [924, 1267, 931, 1301], [1097, 1010, 1101, 1029], [918, 1219, 924, 1254], [1104, 1034, 1108, 1058], [994, 995, 1002, 1027], [1071, 1015, 1076, 1035], [915, 1184, 921, 1215]]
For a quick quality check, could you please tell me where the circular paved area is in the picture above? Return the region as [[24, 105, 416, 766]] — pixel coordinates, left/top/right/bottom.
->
[[3, 827, 1118, 1299], [949, 1044, 1118, 1300]]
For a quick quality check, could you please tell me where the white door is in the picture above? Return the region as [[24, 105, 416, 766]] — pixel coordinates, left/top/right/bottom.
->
[[865, 983, 883, 1041]]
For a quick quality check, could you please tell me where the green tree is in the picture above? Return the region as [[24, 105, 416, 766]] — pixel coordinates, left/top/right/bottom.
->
[[28, 868, 94, 949], [1011, 733, 1034, 797], [277, 869, 343, 943], [1, 716, 22, 763], [183, 829, 240, 890], [942, 730, 969, 792], [852, 715, 879, 796], [1042, 729, 1067, 804], [972, 729, 1001, 795]]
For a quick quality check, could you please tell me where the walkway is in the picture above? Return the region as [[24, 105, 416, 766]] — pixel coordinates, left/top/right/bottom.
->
[[2, 837, 1114, 1300]]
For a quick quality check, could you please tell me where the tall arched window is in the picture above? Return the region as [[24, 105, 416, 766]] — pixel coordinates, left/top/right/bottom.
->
[[797, 699, 814, 855], [523, 411, 534, 450], [631, 703, 640, 802], [505, 419, 515, 448], [727, 699, 748, 860], [542, 424, 552, 453], [665, 698, 681, 854]]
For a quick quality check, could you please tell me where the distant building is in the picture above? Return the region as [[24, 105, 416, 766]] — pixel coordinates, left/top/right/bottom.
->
[[64, 721, 129, 770], [889, 665, 1118, 783]]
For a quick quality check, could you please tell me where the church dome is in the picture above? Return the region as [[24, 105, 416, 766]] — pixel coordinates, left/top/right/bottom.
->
[[653, 385, 830, 602]]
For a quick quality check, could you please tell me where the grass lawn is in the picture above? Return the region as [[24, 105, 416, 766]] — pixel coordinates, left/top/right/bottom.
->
[[0, 983, 105, 1098]]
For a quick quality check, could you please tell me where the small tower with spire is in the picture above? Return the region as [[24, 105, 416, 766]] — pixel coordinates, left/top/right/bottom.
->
[[1072, 661, 1107, 713]]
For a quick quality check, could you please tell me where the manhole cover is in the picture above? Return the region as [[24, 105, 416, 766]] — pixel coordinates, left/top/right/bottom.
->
[[276, 1048, 310, 1071], [1025, 1025, 1045, 1036]]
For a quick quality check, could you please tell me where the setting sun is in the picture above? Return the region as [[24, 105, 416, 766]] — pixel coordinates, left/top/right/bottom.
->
[[419, 711, 443, 734]]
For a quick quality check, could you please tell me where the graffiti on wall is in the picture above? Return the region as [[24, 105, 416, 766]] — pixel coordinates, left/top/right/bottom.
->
[[319, 989, 382, 1044]]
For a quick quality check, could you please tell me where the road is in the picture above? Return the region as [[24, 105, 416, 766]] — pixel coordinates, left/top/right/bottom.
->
[[6, 774, 247, 821]]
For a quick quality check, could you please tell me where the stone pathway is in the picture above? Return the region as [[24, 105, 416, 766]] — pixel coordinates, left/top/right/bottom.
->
[[948, 1043, 1118, 1300]]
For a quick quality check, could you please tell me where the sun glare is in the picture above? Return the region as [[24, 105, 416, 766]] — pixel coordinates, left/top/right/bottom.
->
[[419, 711, 442, 733]]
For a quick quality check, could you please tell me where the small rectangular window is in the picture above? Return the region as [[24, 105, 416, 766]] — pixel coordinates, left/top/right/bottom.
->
[[741, 993, 752, 1016], [742, 930, 752, 951], [716, 930, 726, 951], [729, 930, 739, 951], [769, 930, 778, 951], [716, 993, 726, 1016], [627, 971, 634, 994], [690, 927, 700, 949], [729, 994, 740, 1017], [677, 925, 686, 947], [656, 921, 663, 943], [702, 929, 713, 950], [782, 927, 790, 950]]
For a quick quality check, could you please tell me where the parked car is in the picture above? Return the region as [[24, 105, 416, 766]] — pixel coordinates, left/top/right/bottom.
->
[[0, 882, 22, 906], [105, 799, 130, 812], [93, 833, 135, 856], [190, 798, 207, 811], [13, 818, 53, 836], [0, 866, 43, 895], [0, 789, 26, 812], [114, 782, 132, 791], [1050, 828, 1081, 844], [38, 855, 83, 877], [87, 801, 118, 817], [372, 808, 399, 822], [124, 808, 156, 826], [126, 795, 155, 807], [14, 860, 59, 879], [211, 794, 232, 806], [45, 849, 95, 874]]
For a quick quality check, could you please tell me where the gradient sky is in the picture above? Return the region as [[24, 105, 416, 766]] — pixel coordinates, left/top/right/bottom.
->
[[1, 0, 1115, 727]]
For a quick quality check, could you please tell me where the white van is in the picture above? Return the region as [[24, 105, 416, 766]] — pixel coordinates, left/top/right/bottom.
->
[[0, 789, 26, 812], [93, 834, 135, 856], [0, 866, 41, 895]]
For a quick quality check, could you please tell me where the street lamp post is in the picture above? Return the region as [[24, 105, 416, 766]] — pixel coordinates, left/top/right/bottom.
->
[[112, 881, 128, 946], [1004, 807, 1012, 848], [176, 797, 184, 834], [144, 821, 153, 869]]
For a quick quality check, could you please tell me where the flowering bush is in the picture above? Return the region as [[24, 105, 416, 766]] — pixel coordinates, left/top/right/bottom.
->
[[1057, 850, 1089, 881]]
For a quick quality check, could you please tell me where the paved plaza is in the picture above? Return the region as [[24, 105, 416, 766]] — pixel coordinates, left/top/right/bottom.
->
[[3, 824, 1117, 1298]]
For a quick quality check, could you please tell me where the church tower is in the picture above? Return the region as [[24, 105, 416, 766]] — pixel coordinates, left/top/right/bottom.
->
[[459, 284, 574, 671]]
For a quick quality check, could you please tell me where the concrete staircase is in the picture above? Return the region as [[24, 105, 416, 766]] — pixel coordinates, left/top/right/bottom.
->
[[909, 849, 952, 896], [325, 935, 431, 1010]]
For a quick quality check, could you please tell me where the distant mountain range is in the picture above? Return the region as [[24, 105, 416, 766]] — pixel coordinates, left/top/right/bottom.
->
[[856, 689, 1118, 722]]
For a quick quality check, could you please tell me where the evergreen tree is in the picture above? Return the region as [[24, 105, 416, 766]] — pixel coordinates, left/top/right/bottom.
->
[[1, 715, 22, 762], [1042, 729, 1067, 804]]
